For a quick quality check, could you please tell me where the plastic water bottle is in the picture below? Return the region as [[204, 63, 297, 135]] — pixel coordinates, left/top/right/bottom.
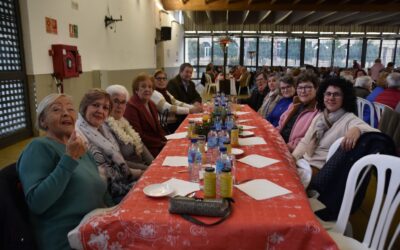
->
[[188, 138, 201, 182], [216, 147, 231, 175], [207, 126, 218, 164], [225, 113, 234, 131], [214, 114, 222, 131], [218, 126, 229, 148]]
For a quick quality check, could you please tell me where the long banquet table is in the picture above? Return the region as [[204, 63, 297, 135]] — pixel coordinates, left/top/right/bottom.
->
[[77, 106, 338, 250]]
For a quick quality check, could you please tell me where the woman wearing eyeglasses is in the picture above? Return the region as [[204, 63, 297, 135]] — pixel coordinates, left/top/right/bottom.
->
[[105, 85, 154, 170], [277, 72, 320, 152], [76, 89, 140, 203], [151, 69, 202, 132], [292, 77, 379, 170]]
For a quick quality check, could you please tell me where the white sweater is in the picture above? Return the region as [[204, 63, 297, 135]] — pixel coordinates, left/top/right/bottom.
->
[[151, 90, 193, 123]]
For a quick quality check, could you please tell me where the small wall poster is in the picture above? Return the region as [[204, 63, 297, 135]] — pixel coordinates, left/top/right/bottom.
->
[[69, 24, 78, 38], [45, 17, 57, 34]]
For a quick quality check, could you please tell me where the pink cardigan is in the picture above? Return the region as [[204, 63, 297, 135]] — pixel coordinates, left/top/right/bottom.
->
[[277, 97, 319, 152]]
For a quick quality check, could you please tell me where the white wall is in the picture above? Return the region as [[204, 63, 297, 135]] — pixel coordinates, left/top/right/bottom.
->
[[21, 0, 163, 75]]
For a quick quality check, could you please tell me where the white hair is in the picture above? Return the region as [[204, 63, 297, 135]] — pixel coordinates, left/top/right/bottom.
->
[[386, 72, 400, 88], [36, 93, 72, 130], [354, 76, 373, 89], [105, 84, 130, 101]]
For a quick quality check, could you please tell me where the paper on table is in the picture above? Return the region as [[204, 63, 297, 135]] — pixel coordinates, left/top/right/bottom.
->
[[308, 198, 326, 212], [240, 125, 257, 130], [165, 132, 188, 140], [162, 156, 188, 167], [238, 137, 266, 146], [238, 154, 279, 168], [162, 178, 200, 197], [188, 117, 203, 122], [236, 119, 251, 123], [235, 179, 291, 200], [234, 111, 250, 116]]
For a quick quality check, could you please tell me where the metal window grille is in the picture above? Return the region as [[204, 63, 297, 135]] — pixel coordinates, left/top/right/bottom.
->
[[0, 0, 31, 148]]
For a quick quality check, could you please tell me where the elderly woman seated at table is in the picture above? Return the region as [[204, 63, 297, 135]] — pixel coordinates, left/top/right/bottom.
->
[[151, 69, 202, 133], [105, 84, 154, 170], [125, 73, 167, 157], [353, 75, 372, 98], [277, 72, 320, 152], [292, 77, 379, 170], [257, 72, 280, 117], [76, 89, 140, 203], [266, 75, 296, 127], [17, 93, 113, 250]]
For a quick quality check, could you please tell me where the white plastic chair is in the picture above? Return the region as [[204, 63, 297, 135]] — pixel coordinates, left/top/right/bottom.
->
[[329, 154, 400, 250], [204, 74, 218, 95], [373, 102, 393, 124], [238, 73, 251, 95], [357, 97, 375, 127]]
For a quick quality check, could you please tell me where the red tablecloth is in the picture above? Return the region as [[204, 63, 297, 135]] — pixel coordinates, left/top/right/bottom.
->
[[79, 106, 338, 250]]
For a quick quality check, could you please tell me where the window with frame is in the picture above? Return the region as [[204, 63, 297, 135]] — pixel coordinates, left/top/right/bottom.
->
[[365, 39, 381, 68], [0, 0, 31, 148]]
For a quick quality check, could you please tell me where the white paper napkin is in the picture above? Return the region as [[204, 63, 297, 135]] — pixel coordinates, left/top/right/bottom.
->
[[235, 179, 291, 200], [234, 111, 250, 116], [162, 178, 200, 196], [188, 117, 203, 122], [162, 156, 188, 167], [238, 154, 279, 168], [240, 125, 257, 130], [165, 132, 188, 140], [238, 137, 266, 146], [236, 119, 251, 123]]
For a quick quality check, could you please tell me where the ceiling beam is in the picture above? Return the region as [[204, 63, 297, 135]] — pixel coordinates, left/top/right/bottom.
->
[[336, 12, 378, 25], [303, 11, 336, 25], [161, 0, 400, 11], [257, 10, 271, 24], [273, 11, 293, 25], [285, 11, 315, 24], [242, 10, 250, 24], [206, 10, 214, 23], [319, 12, 359, 25], [355, 12, 400, 25]]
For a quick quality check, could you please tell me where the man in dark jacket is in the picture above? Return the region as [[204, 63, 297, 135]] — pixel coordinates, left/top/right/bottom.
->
[[167, 63, 202, 105], [240, 72, 268, 111]]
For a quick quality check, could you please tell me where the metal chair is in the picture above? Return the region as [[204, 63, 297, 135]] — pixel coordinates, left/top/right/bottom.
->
[[329, 154, 400, 250], [357, 97, 375, 127]]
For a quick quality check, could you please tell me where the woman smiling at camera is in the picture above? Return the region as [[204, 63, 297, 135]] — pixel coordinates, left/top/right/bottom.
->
[[17, 94, 112, 250], [124, 73, 167, 158], [105, 84, 154, 170], [292, 77, 379, 170], [76, 89, 140, 204]]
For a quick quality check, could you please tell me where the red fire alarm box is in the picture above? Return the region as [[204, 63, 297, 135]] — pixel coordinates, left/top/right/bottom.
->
[[49, 44, 82, 79]]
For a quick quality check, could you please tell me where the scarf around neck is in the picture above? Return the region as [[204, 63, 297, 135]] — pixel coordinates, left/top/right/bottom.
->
[[156, 87, 171, 103], [306, 108, 346, 156]]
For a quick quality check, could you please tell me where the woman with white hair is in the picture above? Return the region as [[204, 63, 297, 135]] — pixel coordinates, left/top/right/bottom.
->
[[354, 75, 372, 98], [105, 84, 154, 170], [375, 72, 400, 109], [17, 93, 112, 250]]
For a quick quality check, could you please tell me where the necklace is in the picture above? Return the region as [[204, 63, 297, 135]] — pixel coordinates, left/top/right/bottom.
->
[[106, 117, 143, 155]]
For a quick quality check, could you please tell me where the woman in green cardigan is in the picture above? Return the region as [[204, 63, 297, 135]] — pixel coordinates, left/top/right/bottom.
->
[[17, 93, 113, 250]]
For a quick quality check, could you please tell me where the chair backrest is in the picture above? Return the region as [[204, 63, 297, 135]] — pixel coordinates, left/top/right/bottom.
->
[[239, 72, 250, 87], [333, 154, 400, 250], [0, 163, 37, 249], [158, 109, 170, 134], [374, 102, 393, 124], [357, 97, 374, 126], [378, 106, 400, 151], [326, 137, 344, 161], [205, 73, 212, 84]]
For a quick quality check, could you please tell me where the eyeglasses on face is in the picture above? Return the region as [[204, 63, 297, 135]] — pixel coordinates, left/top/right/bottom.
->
[[280, 86, 294, 91], [324, 92, 342, 98], [296, 86, 314, 92], [155, 77, 167, 81], [113, 99, 127, 105]]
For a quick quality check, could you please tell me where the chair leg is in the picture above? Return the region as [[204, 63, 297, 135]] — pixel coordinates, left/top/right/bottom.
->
[[247, 86, 250, 95], [238, 86, 241, 95]]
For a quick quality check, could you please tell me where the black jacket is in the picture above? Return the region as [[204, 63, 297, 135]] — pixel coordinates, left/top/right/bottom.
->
[[167, 74, 202, 104], [240, 87, 269, 112]]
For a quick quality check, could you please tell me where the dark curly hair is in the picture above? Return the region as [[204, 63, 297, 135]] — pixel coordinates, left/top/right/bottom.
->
[[316, 77, 357, 114]]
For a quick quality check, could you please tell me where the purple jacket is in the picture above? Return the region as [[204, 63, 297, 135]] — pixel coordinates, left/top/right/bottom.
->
[[277, 97, 319, 152]]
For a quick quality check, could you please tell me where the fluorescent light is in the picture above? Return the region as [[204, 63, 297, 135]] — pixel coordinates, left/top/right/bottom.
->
[[184, 31, 196, 34], [382, 32, 396, 35], [351, 32, 364, 35], [228, 31, 242, 33], [304, 31, 318, 34], [260, 31, 272, 34], [335, 32, 349, 35], [320, 32, 334, 34], [197, 31, 210, 33], [273, 31, 287, 34], [243, 31, 257, 33], [366, 32, 381, 35], [213, 31, 225, 34], [291, 31, 303, 34]]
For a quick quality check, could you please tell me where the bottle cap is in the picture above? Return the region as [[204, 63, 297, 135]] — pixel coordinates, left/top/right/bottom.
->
[[223, 140, 230, 145], [190, 138, 198, 143], [222, 167, 231, 173], [205, 167, 215, 172], [219, 146, 227, 152]]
